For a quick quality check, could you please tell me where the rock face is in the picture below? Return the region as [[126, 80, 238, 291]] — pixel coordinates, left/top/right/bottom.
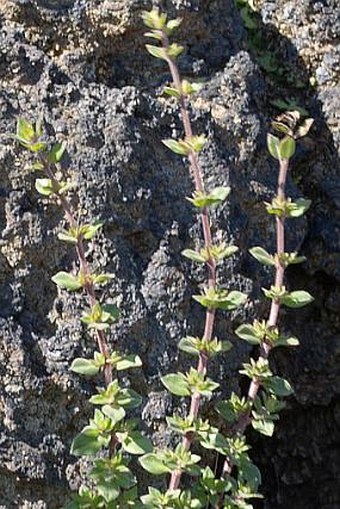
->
[[0, 0, 339, 508]]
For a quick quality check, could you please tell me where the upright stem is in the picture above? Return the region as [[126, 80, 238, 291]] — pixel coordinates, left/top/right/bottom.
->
[[219, 158, 289, 486], [40, 155, 112, 386], [161, 36, 217, 491]]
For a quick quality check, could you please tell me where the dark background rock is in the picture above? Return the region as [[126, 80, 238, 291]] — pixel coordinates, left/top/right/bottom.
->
[[0, 0, 339, 507]]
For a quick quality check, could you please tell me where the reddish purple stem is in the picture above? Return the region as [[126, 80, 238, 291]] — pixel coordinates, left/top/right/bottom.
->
[[219, 158, 289, 490], [40, 155, 112, 386], [160, 34, 217, 492]]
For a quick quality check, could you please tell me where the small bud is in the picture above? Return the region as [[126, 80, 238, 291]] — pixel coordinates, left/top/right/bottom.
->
[[141, 8, 167, 30], [166, 43, 184, 59], [166, 17, 182, 33], [188, 134, 207, 153], [181, 79, 203, 96]]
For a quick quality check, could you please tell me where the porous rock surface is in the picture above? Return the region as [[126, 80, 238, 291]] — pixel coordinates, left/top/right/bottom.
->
[[0, 0, 339, 508]]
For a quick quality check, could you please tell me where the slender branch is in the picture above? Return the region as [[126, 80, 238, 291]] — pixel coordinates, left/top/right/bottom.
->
[[160, 35, 218, 491], [39, 154, 113, 386], [218, 158, 289, 491]]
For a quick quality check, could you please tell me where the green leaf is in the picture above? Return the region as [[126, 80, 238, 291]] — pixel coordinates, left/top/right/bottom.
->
[[35, 178, 54, 196], [252, 418, 274, 437], [17, 118, 35, 142], [145, 44, 167, 60], [82, 221, 104, 240], [279, 136, 296, 160], [178, 336, 231, 358], [167, 43, 184, 58], [289, 198, 312, 217], [101, 405, 125, 424], [166, 415, 197, 435], [81, 303, 120, 330], [48, 142, 66, 164], [212, 244, 239, 260], [91, 409, 114, 431], [92, 273, 114, 285], [102, 304, 120, 321], [181, 249, 206, 263], [193, 288, 247, 310], [144, 30, 163, 41], [57, 230, 78, 244], [51, 271, 82, 291], [264, 394, 286, 415], [215, 393, 249, 425], [189, 134, 207, 153], [82, 319, 110, 331], [277, 336, 300, 347], [222, 290, 248, 309], [26, 161, 44, 172], [29, 141, 47, 153], [90, 387, 118, 406], [116, 487, 140, 506], [240, 358, 272, 380], [118, 431, 153, 455], [178, 336, 201, 356], [265, 196, 312, 218], [140, 487, 172, 507], [97, 483, 120, 503], [163, 86, 181, 99], [161, 373, 190, 396], [262, 285, 288, 302], [71, 427, 104, 456], [249, 246, 275, 266], [278, 252, 306, 267], [116, 355, 142, 371], [238, 320, 299, 350], [162, 138, 190, 155], [66, 487, 104, 508], [199, 430, 228, 453], [166, 17, 182, 31], [281, 290, 314, 308], [235, 324, 261, 345], [117, 389, 142, 409], [181, 79, 204, 96], [267, 133, 280, 159], [220, 340, 233, 353], [70, 358, 100, 376], [142, 8, 167, 30], [215, 401, 238, 423], [264, 376, 294, 397], [182, 244, 238, 265], [272, 121, 292, 136], [194, 378, 219, 397], [187, 186, 231, 208], [238, 458, 262, 492], [139, 453, 170, 475]]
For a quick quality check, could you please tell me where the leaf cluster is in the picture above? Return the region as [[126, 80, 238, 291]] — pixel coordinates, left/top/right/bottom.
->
[[262, 285, 314, 308], [140, 445, 201, 476], [162, 135, 207, 156], [193, 287, 247, 311], [235, 320, 299, 348], [161, 368, 219, 398]]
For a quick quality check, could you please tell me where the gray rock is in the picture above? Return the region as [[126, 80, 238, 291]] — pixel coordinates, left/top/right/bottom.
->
[[0, 0, 339, 508]]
